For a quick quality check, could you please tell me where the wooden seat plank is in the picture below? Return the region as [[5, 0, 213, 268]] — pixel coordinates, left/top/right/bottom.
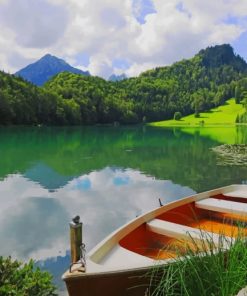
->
[[196, 198, 247, 216], [146, 219, 229, 245], [224, 190, 247, 199]]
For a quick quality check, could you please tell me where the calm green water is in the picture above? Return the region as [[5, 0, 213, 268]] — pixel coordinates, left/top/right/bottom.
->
[[0, 125, 247, 294]]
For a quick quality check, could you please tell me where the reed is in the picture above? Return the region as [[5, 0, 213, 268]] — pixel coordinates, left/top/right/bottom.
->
[[149, 227, 247, 296]]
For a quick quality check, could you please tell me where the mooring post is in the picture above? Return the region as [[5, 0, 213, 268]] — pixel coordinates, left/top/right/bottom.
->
[[70, 215, 82, 263]]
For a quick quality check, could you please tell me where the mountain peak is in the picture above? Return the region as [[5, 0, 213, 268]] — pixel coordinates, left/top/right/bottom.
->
[[42, 53, 53, 58], [15, 54, 90, 86], [39, 53, 55, 61], [197, 44, 247, 70], [39, 53, 65, 63]]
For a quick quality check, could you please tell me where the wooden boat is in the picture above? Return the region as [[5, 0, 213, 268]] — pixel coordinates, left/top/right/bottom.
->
[[63, 184, 247, 296]]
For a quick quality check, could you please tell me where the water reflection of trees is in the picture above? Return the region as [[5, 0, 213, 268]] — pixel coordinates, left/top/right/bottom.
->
[[236, 126, 247, 144], [0, 126, 247, 192]]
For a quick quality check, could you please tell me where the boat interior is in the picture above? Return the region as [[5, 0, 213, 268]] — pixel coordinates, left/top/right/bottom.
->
[[119, 193, 247, 260]]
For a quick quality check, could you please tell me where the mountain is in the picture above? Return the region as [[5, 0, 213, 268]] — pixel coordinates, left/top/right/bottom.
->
[[141, 44, 247, 79], [198, 44, 246, 69], [1, 44, 247, 126], [15, 54, 90, 86], [130, 43, 247, 120], [44, 44, 247, 124], [108, 73, 127, 82]]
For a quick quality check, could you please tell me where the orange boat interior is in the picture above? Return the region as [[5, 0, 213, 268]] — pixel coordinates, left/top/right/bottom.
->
[[119, 194, 247, 260]]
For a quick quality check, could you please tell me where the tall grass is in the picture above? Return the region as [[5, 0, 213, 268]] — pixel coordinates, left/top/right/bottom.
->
[[149, 228, 247, 296]]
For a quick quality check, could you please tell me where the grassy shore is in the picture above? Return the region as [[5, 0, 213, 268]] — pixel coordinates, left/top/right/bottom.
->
[[149, 99, 245, 127], [149, 229, 247, 296]]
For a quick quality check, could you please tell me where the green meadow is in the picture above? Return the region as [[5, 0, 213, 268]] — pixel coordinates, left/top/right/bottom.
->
[[150, 99, 245, 127]]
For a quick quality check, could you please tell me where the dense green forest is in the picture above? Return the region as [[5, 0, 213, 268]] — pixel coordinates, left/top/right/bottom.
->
[[0, 72, 77, 125], [1, 44, 247, 125]]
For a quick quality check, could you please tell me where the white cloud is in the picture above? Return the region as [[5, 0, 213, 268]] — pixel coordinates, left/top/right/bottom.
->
[[0, 0, 246, 77], [126, 61, 159, 77], [126, 0, 245, 73], [0, 169, 194, 260], [87, 54, 113, 78], [0, 0, 68, 48]]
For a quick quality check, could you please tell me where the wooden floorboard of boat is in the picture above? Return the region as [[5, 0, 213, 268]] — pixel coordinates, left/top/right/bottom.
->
[[189, 219, 247, 237]]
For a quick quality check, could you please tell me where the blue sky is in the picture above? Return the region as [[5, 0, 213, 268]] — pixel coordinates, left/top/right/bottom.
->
[[232, 31, 247, 60], [132, 0, 156, 24], [0, 0, 246, 78]]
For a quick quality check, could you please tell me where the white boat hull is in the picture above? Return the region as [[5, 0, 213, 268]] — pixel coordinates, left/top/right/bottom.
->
[[63, 184, 247, 295]]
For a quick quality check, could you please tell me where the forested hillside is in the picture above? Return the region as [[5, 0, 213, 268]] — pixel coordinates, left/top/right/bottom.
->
[[44, 73, 138, 124], [118, 44, 247, 121], [1, 44, 247, 125], [0, 71, 84, 125]]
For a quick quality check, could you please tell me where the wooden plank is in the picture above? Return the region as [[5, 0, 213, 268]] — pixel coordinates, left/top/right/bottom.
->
[[195, 198, 247, 216], [224, 190, 247, 198], [146, 219, 225, 244]]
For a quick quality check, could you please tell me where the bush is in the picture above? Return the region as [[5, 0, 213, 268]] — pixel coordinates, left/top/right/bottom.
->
[[0, 256, 57, 296], [173, 112, 182, 121], [194, 111, 200, 118]]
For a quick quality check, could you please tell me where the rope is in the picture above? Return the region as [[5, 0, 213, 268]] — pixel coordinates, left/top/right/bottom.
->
[[69, 243, 86, 273]]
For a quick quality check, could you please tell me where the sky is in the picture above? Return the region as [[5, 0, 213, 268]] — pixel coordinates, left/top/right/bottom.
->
[[0, 0, 247, 78]]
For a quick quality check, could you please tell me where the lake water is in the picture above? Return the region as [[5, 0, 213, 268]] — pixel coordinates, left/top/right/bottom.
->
[[0, 125, 247, 294]]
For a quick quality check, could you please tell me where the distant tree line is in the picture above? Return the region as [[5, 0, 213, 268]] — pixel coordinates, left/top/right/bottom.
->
[[1, 44, 247, 126]]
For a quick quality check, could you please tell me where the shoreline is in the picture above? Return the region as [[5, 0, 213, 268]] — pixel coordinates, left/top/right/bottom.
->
[[148, 123, 247, 128]]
